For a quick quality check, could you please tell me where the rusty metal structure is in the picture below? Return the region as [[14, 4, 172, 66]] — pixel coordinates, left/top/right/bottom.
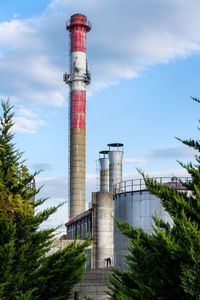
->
[[64, 14, 91, 219]]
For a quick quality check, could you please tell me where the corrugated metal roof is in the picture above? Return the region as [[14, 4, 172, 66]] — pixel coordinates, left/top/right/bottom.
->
[[65, 208, 92, 227]]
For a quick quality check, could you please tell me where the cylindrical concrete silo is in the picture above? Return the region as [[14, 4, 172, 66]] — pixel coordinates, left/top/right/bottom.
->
[[99, 150, 109, 192], [64, 14, 91, 219], [96, 191, 114, 268], [108, 143, 124, 192]]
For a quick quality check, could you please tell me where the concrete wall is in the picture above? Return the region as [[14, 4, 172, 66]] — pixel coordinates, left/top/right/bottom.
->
[[69, 269, 111, 300], [70, 128, 86, 219], [92, 192, 97, 268], [96, 191, 114, 268], [114, 190, 173, 269], [52, 239, 93, 251]]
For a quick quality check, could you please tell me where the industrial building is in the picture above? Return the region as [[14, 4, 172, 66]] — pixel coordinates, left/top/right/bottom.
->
[[65, 143, 123, 269], [63, 13, 189, 300]]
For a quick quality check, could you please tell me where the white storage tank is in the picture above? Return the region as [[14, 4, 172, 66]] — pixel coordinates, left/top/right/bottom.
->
[[114, 177, 188, 269]]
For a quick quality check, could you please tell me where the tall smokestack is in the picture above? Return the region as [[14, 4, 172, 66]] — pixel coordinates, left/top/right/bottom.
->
[[64, 14, 91, 219]]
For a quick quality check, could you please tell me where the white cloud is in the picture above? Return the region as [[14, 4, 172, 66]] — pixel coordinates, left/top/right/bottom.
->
[[13, 14, 20, 19], [36, 175, 68, 199], [0, 18, 66, 106], [36, 173, 97, 205], [124, 146, 196, 166], [148, 146, 196, 160], [18, 107, 37, 118], [35, 173, 96, 228], [13, 106, 45, 134], [0, 0, 200, 105], [13, 116, 45, 133], [31, 163, 52, 171]]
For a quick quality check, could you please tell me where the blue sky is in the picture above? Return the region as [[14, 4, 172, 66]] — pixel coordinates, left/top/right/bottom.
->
[[0, 0, 200, 228]]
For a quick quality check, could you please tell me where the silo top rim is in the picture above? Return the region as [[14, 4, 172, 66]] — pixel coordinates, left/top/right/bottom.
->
[[107, 143, 124, 147], [99, 150, 109, 154]]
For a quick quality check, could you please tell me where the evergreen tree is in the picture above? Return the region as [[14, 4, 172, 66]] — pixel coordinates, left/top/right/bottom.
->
[[109, 98, 200, 299], [0, 100, 90, 300]]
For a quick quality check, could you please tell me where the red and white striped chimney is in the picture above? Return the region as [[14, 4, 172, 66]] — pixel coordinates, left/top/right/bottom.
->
[[64, 14, 91, 220]]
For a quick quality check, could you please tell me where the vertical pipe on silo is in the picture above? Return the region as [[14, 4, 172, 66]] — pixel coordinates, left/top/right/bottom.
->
[[108, 143, 124, 192], [99, 151, 109, 192]]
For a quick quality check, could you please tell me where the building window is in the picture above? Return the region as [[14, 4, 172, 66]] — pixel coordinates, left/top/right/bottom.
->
[[85, 249, 91, 269], [77, 221, 80, 238], [84, 217, 87, 239], [88, 214, 92, 237], [81, 219, 84, 239]]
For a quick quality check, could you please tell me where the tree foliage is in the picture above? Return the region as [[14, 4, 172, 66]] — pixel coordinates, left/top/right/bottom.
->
[[0, 100, 90, 300], [109, 98, 200, 299]]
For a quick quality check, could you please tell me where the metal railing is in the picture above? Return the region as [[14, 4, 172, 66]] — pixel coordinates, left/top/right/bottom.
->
[[66, 19, 92, 29], [114, 177, 191, 197]]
